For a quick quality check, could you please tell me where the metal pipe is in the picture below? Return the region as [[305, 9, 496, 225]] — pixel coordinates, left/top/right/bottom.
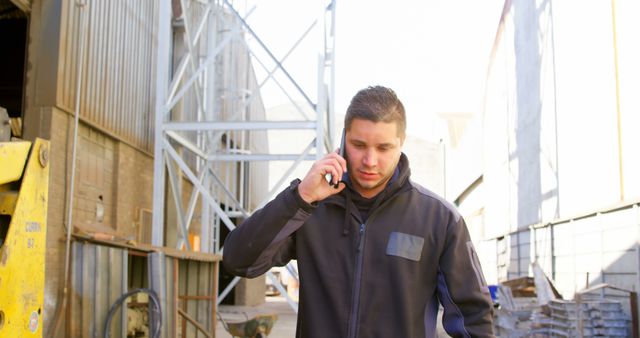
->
[[328, 0, 337, 148], [611, 0, 624, 201], [51, 0, 89, 335], [549, 0, 561, 219]]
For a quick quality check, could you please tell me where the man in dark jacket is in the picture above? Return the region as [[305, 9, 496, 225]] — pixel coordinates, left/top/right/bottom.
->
[[223, 86, 495, 337]]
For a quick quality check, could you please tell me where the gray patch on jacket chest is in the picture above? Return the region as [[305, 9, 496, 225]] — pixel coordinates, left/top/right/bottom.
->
[[386, 232, 424, 261]]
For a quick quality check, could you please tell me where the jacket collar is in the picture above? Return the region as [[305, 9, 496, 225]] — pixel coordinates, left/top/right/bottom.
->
[[325, 152, 412, 220]]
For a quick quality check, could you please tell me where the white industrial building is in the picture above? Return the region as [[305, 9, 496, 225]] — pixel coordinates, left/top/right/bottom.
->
[[444, 0, 640, 321]]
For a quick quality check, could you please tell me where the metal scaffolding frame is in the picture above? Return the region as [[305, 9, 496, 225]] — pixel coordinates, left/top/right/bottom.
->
[[152, 0, 336, 312]]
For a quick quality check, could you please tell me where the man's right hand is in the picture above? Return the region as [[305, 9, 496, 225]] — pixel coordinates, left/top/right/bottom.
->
[[297, 149, 347, 204]]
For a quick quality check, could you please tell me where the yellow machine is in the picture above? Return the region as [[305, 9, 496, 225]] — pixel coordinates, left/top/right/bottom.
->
[[0, 138, 49, 337]]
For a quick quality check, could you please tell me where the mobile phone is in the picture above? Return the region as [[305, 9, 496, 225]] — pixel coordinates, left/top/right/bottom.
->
[[328, 128, 346, 188], [338, 128, 346, 160]]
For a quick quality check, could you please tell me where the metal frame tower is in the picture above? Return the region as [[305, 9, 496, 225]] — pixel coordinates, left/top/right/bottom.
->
[[152, 0, 336, 311]]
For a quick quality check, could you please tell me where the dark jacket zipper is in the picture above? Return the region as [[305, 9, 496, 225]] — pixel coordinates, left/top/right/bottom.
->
[[347, 223, 366, 338], [345, 192, 404, 338]]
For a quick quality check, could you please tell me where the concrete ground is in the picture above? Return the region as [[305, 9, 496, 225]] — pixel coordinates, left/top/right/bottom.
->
[[216, 296, 450, 338]]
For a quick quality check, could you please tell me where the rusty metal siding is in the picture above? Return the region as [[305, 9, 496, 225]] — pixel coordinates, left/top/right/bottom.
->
[[70, 241, 128, 337], [59, 0, 157, 152], [179, 258, 216, 338], [69, 241, 219, 337], [148, 251, 218, 338]]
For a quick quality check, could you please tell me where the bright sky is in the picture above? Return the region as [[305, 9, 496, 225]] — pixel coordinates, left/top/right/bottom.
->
[[245, 0, 504, 142], [335, 0, 503, 141]]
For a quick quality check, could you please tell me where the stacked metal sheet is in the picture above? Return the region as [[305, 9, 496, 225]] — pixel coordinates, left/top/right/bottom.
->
[[528, 308, 553, 337], [546, 299, 630, 337]]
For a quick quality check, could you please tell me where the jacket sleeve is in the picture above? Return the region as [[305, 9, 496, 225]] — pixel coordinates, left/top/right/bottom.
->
[[222, 179, 315, 278], [436, 214, 495, 337]]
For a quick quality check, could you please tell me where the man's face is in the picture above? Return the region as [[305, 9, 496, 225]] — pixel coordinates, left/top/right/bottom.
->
[[345, 118, 404, 199]]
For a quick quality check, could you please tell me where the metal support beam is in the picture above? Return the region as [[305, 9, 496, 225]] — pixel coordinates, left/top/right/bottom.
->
[[164, 31, 236, 112], [256, 140, 315, 210], [151, 0, 173, 247], [266, 271, 299, 312], [164, 121, 317, 131], [222, 0, 316, 110], [165, 152, 193, 251], [164, 139, 237, 232], [152, 0, 336, 315]]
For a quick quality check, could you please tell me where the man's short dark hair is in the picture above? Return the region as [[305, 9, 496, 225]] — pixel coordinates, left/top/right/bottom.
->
[[345, 86, 406, 137]]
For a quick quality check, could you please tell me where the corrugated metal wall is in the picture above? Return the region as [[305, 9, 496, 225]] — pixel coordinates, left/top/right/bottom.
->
[[59, 0, 158, 152], [148, 252, 176, 338], [70, 241, 128, 337], [148, 251, 218, 338], [178, 257, 217, 338], [70, 244, 218, 338], [534, 205, 640, 300], [479, 203, 639, 317]]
